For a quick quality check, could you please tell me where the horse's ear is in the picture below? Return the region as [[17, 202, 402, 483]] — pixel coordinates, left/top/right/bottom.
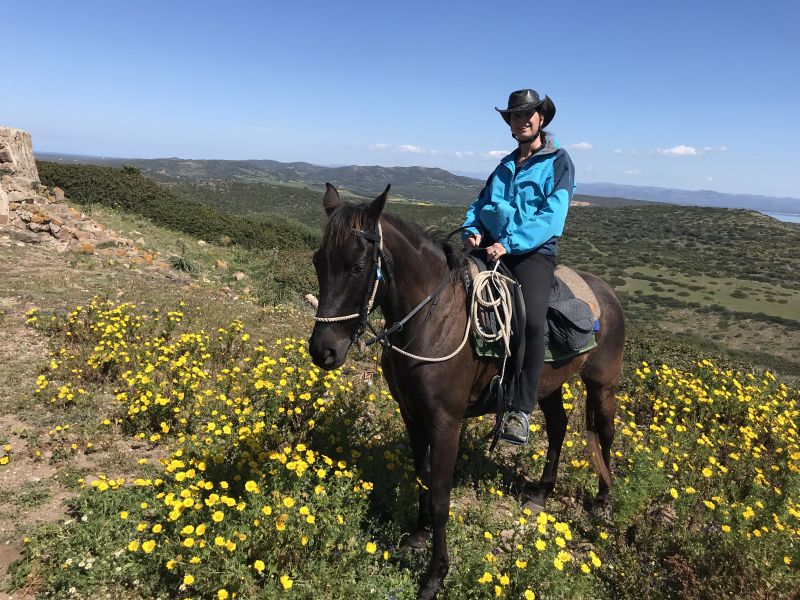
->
[[366, 184, 390, 222], [323, 182, 340, 216]]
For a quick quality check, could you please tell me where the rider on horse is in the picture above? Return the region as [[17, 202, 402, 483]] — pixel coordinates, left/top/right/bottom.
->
[[462, 89, 575, 446]]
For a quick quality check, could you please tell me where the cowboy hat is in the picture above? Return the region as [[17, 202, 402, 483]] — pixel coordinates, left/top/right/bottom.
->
[[495, 89, 556, 127]]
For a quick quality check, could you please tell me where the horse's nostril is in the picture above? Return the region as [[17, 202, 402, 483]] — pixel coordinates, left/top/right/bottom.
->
[[323, 349, 336, 367]]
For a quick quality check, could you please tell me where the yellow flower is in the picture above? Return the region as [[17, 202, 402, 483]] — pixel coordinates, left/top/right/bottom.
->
[[127, 540, 139, 552], [535, 539, 546, 552], [515, 559, 527, 569], [669, 488, 679, 499], [366, 541, 377, 554], [499, 574, 510, 585], [280, 574, 293, 590], [553, 558, 564, 571], [785, 556, 792, 565], [217, 589, 229, 600], [262, 506, 273, 516], [702, 467, 713, 477], [478, 572, 493, 584], [152, 524, 163, 534], [245, 480, 259, 493], [212, 510, 224, 522], [283, 497, 295, 508], [119, 511, 129, 520], [581, 563, 591, 574], [183, 574, 195, 586], [525, 591, 536, 600], [141, 540, 156, 554]]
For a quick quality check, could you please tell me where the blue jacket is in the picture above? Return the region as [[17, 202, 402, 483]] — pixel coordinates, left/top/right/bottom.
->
[[462, 138, 575, 255]]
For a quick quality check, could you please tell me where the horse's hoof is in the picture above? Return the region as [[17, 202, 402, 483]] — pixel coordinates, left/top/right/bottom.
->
[[521, 498, 546, 515], [403, 529, 431, 550], [586, 494, 612, 519], [417, 579, 442, 600]]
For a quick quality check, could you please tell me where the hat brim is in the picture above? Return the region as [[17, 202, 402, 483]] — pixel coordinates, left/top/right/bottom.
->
[[495, 95, 556, 127]]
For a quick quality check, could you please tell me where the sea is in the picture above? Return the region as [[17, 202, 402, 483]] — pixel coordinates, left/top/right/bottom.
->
[[761, 211, 800, 224]]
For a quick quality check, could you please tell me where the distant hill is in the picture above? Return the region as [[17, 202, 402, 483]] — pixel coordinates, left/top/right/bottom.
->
[[36, 152, 798, 213], [579, 182, 800, 214]]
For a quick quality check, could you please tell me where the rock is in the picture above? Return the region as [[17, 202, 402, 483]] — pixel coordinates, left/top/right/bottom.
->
[[76, 242, 95, 255], [17, 210, 31, 222], [49, 223, 61, 234], [197, 240, 207, 246], [215, 259, 228, 270], [27, 221, 49, 233], [9, 228, 42, 244], [135, 237, 145, 245], [54, 187, 65, 202], [232, 271, 247, 281], [0, 185, 7, 225], [0, 127, 39, 182], [56, 229, 73, 242], [30, 212, 49, 224]]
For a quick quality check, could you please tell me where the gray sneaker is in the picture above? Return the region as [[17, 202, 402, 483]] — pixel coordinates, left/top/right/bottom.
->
[[500, 410, 530, 446]]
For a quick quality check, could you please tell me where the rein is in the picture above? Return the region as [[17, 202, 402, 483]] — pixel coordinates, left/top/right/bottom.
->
[[313, 222, 516, 364]]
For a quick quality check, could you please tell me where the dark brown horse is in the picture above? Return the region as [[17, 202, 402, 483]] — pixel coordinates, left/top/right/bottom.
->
[[308, 184, 625, 599]]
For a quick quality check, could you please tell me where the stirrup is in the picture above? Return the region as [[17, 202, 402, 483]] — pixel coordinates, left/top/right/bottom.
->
[[499, 411, 530, 446]]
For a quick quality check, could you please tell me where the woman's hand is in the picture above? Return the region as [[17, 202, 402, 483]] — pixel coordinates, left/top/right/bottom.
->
[[464, 233, 482, 249], [486, 242, 507, 261]]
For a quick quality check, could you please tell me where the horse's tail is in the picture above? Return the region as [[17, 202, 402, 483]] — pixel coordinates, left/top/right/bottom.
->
[[585, 427, 612, 489]]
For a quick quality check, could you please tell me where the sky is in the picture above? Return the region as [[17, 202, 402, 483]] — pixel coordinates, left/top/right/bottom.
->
[[4, 0, 800, 199]]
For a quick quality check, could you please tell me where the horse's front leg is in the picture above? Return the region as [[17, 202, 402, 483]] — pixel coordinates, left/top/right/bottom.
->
[[418, 416, 460, 600], [403, 417, 432, 549]]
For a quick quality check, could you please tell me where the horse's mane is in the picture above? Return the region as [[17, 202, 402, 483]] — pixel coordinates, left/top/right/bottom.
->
[[322, 203, 463, 275]]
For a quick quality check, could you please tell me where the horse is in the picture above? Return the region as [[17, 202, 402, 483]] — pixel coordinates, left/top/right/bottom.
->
[[308, 183, 625, 599]]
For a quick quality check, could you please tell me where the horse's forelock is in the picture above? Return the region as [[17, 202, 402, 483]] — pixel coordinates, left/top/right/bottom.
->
[[322, 203, 368, 249]]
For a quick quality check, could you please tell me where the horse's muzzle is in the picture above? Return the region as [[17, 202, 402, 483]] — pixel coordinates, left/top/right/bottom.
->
[[308, 325, 350, 371]]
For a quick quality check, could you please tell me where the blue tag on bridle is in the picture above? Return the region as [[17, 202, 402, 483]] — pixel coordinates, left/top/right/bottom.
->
[[377, 266, 383, 281]]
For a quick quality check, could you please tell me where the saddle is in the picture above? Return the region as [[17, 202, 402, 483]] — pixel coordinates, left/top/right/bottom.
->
[[463, 252, 601, 420], [463, 253, 600, 362]]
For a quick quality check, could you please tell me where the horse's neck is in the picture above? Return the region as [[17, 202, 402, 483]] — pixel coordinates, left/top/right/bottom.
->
[[379, 221, 461, 334]]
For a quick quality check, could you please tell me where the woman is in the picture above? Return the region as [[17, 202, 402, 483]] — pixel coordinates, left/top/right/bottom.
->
[[462, 89, 575, 445]]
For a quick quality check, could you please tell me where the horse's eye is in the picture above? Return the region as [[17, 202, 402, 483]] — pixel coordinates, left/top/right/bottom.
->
[[352, 263, 366, 274]]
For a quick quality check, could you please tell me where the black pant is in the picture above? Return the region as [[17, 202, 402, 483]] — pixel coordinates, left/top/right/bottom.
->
[[501, 251, 556, 413]]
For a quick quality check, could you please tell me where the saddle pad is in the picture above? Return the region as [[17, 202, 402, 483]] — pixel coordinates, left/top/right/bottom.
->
[[554, 265, 601, 321]]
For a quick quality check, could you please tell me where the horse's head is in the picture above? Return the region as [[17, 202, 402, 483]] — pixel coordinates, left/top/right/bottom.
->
[[308, 183, 390, 370]]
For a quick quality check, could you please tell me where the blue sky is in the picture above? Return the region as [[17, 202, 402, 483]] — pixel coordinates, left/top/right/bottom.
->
[[5, 0, 799, 198]]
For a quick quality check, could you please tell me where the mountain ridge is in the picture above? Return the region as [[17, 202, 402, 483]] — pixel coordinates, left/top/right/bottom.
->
[[36, 152, 800, 213]]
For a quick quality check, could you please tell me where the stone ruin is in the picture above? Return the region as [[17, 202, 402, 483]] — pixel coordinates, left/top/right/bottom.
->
[[0, 126, 168, 268]]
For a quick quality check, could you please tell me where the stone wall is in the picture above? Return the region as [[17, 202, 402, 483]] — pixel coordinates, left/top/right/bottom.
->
[[0, 125, 168, 268]]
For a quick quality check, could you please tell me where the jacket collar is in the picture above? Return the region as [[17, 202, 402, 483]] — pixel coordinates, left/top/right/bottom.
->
[[500, 137, 561, 170]]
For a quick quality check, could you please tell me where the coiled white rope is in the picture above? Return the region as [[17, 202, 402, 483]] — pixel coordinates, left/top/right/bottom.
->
[[389, 261, 516, 363]]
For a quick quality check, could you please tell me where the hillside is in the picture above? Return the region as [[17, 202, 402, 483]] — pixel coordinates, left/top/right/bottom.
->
[[31, 162, 800, 383], [37, 153, 659, 208]]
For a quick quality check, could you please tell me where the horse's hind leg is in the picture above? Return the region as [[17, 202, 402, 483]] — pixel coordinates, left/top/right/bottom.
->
[[584, 380, 617, 502], [524, 387, 567, 510]]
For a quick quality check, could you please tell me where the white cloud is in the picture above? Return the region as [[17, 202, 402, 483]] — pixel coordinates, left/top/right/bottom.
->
[[482, 150, 508, 159], [624, 169, 640, 175], [397, 144, 425, 154], [568, 142, 593, 151], [368, 143, 391, 151], [707, 176, 715, 182], [613, 148, 622, 154], [719, 145, 728, 151], [455, 151, 476, 158], [630, 150, 640, 156], [658, 144, 700, 156]]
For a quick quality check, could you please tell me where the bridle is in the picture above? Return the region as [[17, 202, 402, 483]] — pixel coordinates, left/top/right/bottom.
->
[[313, 222, 389, 345], [312, 221, 451, 352]]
